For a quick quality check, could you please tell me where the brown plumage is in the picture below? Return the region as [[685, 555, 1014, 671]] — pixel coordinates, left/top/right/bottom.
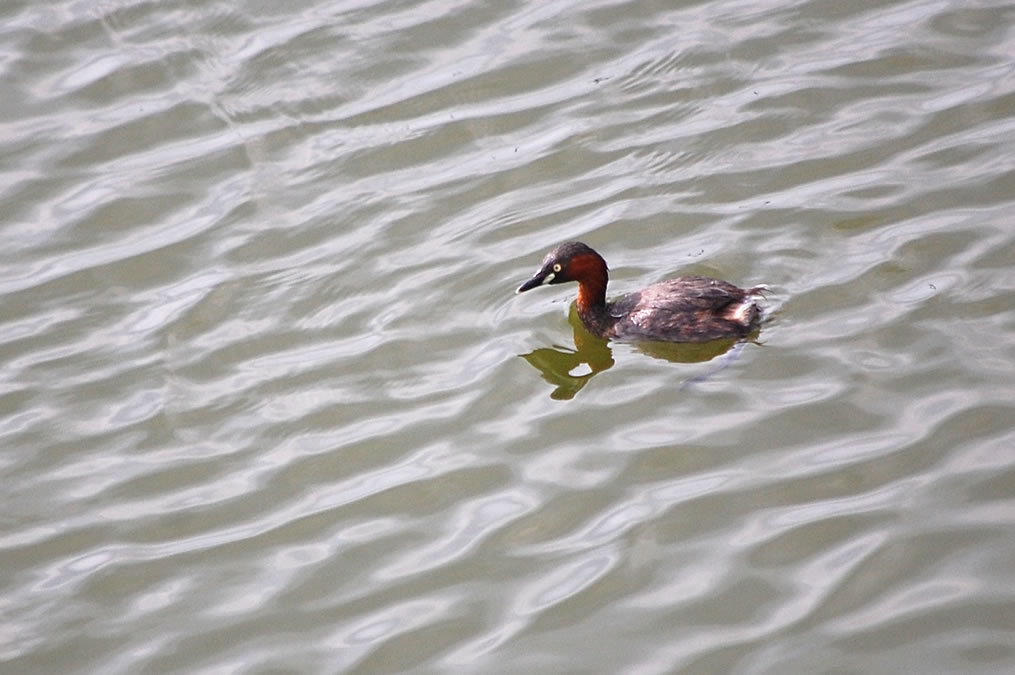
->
[[516, 241, 765, 343]]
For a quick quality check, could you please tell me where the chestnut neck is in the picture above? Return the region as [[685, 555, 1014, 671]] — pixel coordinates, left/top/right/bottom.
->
[[573, 260, 612, 336]]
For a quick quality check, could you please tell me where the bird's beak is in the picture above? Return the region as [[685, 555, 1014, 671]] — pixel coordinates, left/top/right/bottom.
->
[[516, 269, 554, 294]]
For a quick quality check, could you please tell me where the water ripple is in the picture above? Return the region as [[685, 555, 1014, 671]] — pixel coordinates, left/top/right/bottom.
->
[[3, 0, 1015, 672]]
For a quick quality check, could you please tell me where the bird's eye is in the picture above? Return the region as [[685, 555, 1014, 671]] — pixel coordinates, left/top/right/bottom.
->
[[553, 263, 562, 273]]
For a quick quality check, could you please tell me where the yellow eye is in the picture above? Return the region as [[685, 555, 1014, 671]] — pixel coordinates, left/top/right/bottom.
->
[[553, 263, 562, 273]]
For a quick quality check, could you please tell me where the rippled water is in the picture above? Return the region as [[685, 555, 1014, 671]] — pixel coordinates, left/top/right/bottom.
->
[[3, 0, 1015, 672]]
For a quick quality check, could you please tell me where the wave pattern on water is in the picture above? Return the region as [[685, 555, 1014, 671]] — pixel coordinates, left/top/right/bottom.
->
[[2, 0, 1015, 672]]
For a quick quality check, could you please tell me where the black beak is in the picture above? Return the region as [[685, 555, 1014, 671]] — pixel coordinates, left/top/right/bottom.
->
[[516, 273, 545, 294], [516, 267, 554, 294]]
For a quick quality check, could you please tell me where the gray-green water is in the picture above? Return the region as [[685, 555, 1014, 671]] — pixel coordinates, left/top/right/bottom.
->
[[3, 0, 1015, 672]]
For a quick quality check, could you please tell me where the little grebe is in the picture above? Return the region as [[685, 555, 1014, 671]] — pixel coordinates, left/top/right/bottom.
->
[[516, 241, 766, 343]]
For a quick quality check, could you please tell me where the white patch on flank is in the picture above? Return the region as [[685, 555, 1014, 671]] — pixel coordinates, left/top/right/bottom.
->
[[730, 300, 752, 323], [731, 286, 768, 324]]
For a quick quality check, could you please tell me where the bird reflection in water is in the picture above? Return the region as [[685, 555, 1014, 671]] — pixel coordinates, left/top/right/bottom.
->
[[520, 305, 757, 399]]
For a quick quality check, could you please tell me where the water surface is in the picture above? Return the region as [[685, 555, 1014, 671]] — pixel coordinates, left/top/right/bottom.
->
[[3, 0, 1015, 672]]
